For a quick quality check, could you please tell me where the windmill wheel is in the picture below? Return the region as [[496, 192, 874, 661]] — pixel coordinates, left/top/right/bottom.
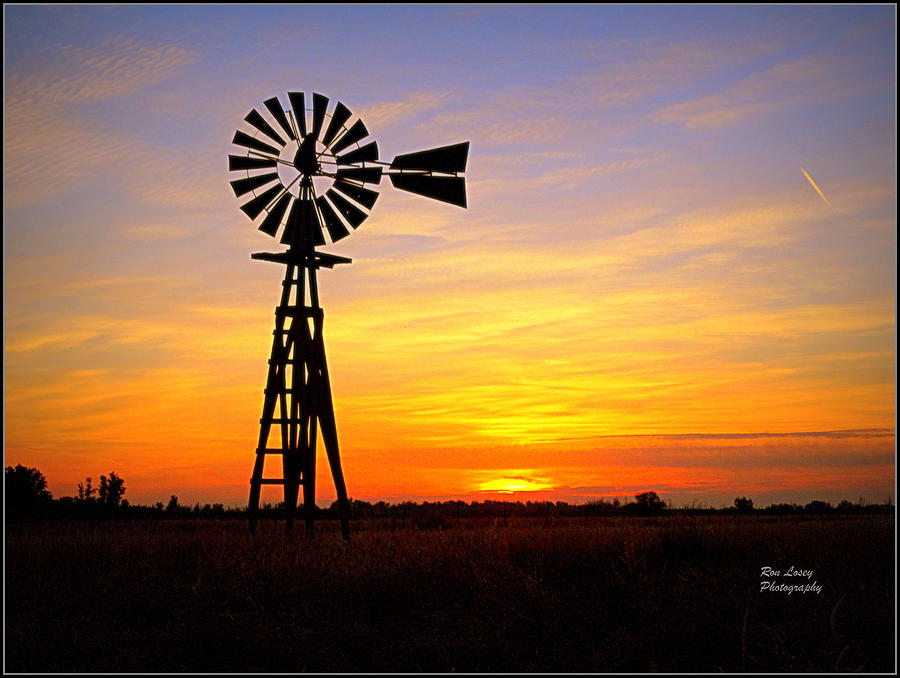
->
[[230, 91, 469, 248], [229, 91, 381, 246]]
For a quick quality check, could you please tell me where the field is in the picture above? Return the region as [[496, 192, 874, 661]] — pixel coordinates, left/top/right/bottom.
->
[[6, 515, 895, 673]]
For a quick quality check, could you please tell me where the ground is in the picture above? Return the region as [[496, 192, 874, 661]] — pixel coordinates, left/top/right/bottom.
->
[[5, 515, 895, 672]]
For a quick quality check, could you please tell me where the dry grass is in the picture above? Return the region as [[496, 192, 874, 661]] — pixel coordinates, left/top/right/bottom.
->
[[6, 515, 894, 672]]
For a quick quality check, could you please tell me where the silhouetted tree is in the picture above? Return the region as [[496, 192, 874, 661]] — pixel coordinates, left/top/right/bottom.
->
[[837, 500, 857, 514], [734, 497, 754, 514], [166, 495, 180, 512], [350, 499, 373, 518], [627, 491, 666, 516], [98, 472, 126, 508], [5, 465, 52, 518], [77, 477, 96, 502], [761, 503, 802, 515], [804, 500, 832, 514], [199, 503, 225, 517]]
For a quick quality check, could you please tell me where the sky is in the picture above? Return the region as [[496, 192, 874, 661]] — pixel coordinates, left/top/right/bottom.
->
[[4, 5, 896, 508]]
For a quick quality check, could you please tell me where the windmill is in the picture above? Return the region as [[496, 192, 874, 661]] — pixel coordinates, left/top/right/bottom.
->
[[229, 91, 468, 539]]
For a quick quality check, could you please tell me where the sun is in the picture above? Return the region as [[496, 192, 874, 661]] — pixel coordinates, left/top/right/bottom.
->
[[476, 476, 556, 494]]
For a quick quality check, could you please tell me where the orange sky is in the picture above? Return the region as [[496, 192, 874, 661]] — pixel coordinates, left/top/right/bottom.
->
[[4, 6, 896, 507]]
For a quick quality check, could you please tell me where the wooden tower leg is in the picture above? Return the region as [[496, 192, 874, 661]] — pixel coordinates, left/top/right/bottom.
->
[[298, 267, 318, 540], [249, 262, 295, 535], [320, 397, 351, 542], [303, 426, 317, 539], [312, 308, 351, 542]]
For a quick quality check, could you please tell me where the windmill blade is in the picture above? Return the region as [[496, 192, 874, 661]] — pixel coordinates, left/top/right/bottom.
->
[[334, 180, 379, 210], [230, 172, 279, 198], [315, 195, 351, 242], [330, 119, 369, 155], [390, 142, 469, 173], [311, 93, 329, 141], [287, 91, 308, 138], [244, 109, 286, 146], [258, 193, 293, 237], [282, 197, 326, 246], [326, 189, 368, 228], [263, 97, 296, 141], [229, 155, 277, 171], [233, 130, 280, 157], [336, 141, 379, 166], [322, 102, 352, 147], [390, 174, 467, 208], [240, 184, 284, 219], [335, 166, 382, 184], [279, 197, 301, 245]]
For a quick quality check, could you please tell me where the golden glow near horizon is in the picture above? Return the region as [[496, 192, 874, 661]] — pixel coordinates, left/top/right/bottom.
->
[[4, 6, 896, 507], [476, 474, 557, 494]]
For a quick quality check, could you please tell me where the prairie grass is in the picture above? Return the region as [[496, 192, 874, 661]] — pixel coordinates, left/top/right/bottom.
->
[[6, 515, 894, 672]]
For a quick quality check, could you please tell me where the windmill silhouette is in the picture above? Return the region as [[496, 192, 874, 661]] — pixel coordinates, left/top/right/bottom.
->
[[229, 91, 469, 538]]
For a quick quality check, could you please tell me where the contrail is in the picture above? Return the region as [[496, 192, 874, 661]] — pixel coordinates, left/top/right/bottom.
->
[[801, 167, 831, 207]]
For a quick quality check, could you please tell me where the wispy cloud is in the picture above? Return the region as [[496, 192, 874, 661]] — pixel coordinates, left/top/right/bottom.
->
[[8, 36, 191, 103], [544, 428, 895, 443], [356, 90, 451, 130], [415, 36, 784, 151], [652, 55, 888, 129], [5, 37, 193, 207], [578, 38, 784, 108]]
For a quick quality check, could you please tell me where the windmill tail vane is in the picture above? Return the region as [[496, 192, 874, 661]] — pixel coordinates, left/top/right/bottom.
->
[[229, 91, 469, 539]]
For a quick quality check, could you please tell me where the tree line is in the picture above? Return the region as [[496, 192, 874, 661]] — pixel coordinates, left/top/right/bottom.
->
[[5, 465, 894, 522]]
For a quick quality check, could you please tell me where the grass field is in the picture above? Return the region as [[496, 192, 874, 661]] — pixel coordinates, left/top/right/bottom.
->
[[6, 515, 894, 672]]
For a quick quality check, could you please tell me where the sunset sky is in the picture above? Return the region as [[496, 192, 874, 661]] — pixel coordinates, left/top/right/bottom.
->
[[4, 5, 896, 508]]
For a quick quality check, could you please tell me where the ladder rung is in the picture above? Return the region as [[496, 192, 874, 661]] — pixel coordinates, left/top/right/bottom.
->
[[252, 478, 305, 485], [263, 418, 309, 424], [276, 308, 321, 318]]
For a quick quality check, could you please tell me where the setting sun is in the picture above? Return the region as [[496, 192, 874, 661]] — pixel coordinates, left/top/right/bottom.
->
[[476, 475, 557, 494]]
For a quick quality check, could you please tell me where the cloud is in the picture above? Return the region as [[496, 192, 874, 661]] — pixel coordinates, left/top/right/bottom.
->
[[8, 36, 191, 103], [652, 55, 888, 129], [5, 37, 193, 207], [4, 101, 131, 207], [120, 224, 193, 241], [578, 38, 783, 107], [416, 37, 782, 148], [543, 428, 895, 443], [417, 86, 571, 145], [488, 152, 665, 195], [355, 91, 451, 129]]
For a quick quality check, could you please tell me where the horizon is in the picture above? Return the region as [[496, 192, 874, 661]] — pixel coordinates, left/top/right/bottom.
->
[[11, 448, 895, 511], [4, 6, 896, 510], [24, 462, 895, 512]]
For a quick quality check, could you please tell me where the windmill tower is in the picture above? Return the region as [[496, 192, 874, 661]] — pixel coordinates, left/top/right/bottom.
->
[[228, 91, 468, 538]]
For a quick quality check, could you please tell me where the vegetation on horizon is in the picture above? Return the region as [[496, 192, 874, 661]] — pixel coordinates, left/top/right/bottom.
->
[[6, 465, 894, 524]]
